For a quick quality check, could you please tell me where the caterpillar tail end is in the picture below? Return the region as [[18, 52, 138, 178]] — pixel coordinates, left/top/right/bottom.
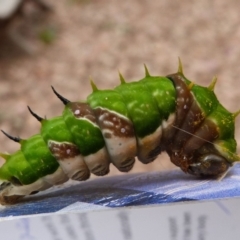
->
[[0, 182, 23, 205], [0, 194, 23, 205]]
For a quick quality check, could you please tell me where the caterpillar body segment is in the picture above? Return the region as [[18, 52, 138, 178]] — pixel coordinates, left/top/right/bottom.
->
[[0, 61, 239, 204], [42, 103, 110, 177]]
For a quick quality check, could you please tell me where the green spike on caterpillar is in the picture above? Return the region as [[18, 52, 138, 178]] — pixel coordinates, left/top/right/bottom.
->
[[144, 64, 151, 77], [118, 71, 126, 84], [233, 110, 240, 119], [177, 57, 184, 75], [0, 60, 240, 205], [208, 76, 217, 91], [90, 77, 99, 92]]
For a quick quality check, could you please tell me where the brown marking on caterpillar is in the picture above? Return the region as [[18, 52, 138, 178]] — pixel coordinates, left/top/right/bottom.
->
[[103, 132, 112, 138], [94, 108, 135, 138], [48, 142, 80, 159], [183, 119, 219, 155], [68, 102, 97, 124], [173, 101, 205, 150], [94, 108, 136, 171], [163, 73, 194, 144], [48, 141, 90, 181], [165, 73, 227, 176]]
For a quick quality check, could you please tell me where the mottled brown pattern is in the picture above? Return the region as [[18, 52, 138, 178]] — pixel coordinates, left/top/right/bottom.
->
[[68, 102, 97, 124], [183, 119, 219, 155], [94, 108, 135, 138], [165, 74, 228, 176], [173, 101, 205, 150], [172, 77, 194, 126], [48, 141, 80, 159]]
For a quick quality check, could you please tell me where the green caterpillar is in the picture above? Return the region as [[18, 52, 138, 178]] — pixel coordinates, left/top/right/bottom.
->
[[0, 60, 239, 204]]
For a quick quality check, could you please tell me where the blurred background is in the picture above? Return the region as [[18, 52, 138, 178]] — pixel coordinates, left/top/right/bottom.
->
[[0, 0, 240, 177]]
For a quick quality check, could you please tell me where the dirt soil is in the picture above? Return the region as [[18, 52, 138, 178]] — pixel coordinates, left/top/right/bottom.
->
[[0, 0, 240, 178]]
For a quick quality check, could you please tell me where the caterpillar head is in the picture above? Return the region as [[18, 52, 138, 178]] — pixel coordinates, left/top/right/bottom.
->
[[166, 61, 238, 178], [168, 142, 231, 177], [187, 152, 231, 177]]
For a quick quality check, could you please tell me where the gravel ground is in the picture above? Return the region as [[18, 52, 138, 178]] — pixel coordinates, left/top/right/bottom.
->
[[0, 0, 240, 177]]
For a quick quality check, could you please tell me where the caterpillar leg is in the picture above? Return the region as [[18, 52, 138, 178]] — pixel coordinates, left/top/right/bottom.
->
[[82, 148, 111, 176], [0, 167, 68, 204]]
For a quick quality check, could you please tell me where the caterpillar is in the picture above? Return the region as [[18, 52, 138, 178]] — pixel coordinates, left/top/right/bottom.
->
[[0, 59, 239, 204]]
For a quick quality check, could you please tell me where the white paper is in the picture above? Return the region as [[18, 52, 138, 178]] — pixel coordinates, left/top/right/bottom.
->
[[0, 197, 239, 240]]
